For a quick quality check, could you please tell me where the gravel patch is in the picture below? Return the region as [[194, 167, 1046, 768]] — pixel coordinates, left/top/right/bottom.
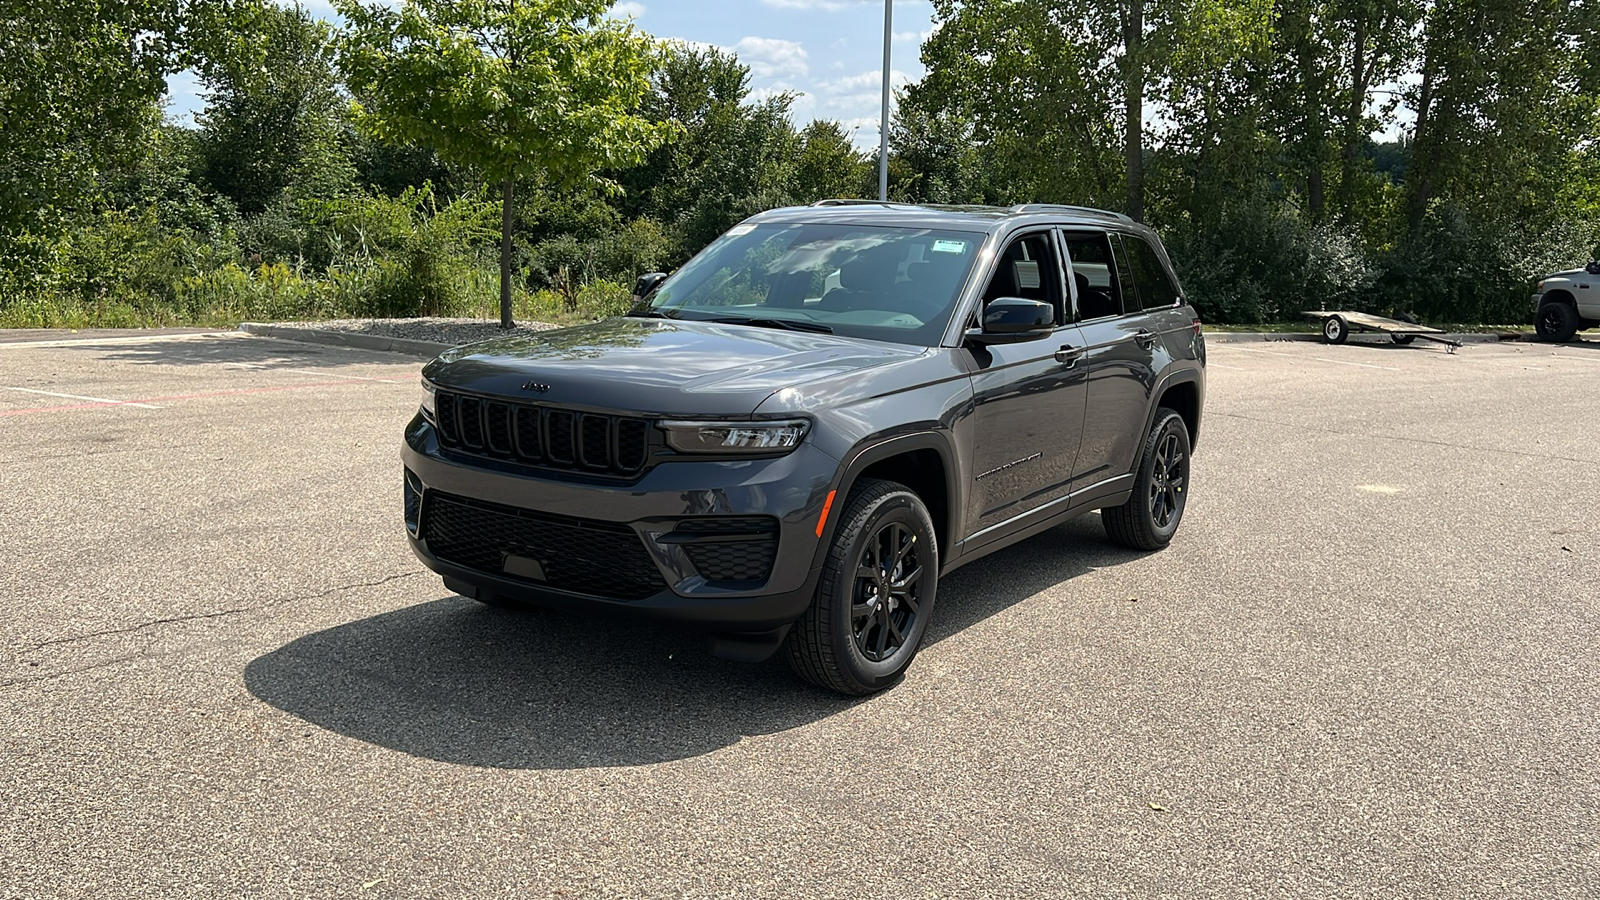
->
[[272, 316, 565, 348]]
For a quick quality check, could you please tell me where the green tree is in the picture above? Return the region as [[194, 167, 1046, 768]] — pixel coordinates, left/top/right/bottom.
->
[[792, 120, 867, 204], [196, 3, 350, 216], [1, 0, 178, 235], [884, 98, 989, 204], [615, 43, 800, 255], [336, 0, 671, 327], [917, 0, 1171, 215]]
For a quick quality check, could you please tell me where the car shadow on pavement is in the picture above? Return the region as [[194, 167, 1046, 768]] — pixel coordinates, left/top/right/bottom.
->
[[244, 514, 1134, 770], [54, 335, 421, 370]]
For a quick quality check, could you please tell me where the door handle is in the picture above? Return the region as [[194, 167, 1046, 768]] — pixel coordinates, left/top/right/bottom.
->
[[1133, 329, 1159, 349], [1054, 345, 1084, 365]]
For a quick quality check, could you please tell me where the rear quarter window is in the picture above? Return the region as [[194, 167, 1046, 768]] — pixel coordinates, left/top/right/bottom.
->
[[1124, 236, 1181, 310]]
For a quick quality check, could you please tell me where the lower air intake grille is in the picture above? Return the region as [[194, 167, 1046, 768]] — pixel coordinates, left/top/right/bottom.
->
[[671, 517, 780, 584], [423, 492, 667, 601]]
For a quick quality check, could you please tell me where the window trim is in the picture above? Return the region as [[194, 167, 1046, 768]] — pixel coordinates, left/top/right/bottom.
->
[[972, 227, 1072, 331], [1120, 231, 1184, 311], [1060, 228, 1133, 324]]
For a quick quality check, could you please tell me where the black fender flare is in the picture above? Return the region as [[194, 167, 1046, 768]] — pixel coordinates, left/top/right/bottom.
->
[[808, 430, 962, 573], [1142, 364, 1205, 449]]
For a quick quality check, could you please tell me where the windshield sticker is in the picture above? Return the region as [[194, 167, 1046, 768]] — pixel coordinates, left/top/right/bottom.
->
[[931, 239, 968, 254], [726, 224, 756, 236]]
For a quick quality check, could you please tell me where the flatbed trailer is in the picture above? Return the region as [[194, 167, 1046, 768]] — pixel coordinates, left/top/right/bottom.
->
[[1302, 310, 1463, 353]]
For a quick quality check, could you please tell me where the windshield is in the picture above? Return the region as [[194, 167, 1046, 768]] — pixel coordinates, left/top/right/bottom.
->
[[634, 222, 984, 346]]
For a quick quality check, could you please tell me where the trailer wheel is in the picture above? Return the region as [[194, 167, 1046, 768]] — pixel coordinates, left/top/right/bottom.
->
[[1392, 312, 1417, 345], [1322, 315, 1349, 344]]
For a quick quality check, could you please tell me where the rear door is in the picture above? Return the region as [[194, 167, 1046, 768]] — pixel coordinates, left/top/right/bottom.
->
[[1063, 230, 1164, 488], [961, 229, 1088, 538]]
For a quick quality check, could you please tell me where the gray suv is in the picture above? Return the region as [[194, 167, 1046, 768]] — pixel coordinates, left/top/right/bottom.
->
[[402, 202, 1206, 694]]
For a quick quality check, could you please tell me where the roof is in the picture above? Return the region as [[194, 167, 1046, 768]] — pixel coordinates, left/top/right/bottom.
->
[[747, 200, 1147, 235]]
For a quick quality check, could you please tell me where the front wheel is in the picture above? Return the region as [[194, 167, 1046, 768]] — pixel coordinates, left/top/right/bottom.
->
[[785, 479, 938, 695], [1322, 315, 1350, 344], [1103, 409, 1192, 551], [1536, 302, 1579, 342]]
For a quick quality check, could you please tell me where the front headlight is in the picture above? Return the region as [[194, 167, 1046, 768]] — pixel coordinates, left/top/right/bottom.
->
[[420, 379, 436, 419], [660, 419, 810, 455]]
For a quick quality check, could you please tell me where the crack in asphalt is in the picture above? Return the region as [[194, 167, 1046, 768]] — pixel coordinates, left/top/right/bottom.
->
[[1211, 412, 1599, 465], [4, 570, 429, 688]]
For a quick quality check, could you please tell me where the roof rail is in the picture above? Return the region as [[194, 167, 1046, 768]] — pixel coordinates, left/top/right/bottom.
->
[[1008, 203, 1133, 222], [811, 199, 903, 207]]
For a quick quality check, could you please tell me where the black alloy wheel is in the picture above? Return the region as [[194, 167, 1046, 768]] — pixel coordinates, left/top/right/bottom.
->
[[1147, 431, 1186, 531], [1103, 408, 1193, 551], [1537, 302, 1579, 343], [786, 478, 939, 695], [851, 520, 926, 662]]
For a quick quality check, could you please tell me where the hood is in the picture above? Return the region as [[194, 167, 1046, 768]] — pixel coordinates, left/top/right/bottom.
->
[[422, 317, 927, 417]]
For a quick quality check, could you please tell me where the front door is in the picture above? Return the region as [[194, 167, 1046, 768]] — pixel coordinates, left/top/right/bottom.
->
[[962, 230, 1088, 538]]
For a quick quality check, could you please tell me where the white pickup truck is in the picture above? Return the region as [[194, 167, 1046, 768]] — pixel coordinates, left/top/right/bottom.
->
[[1533, 261, 1600, 342]]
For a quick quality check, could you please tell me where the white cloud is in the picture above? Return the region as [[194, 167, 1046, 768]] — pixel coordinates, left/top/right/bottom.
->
[[816, 68, 911, 95], [611, 1, 646, 17], [731, 36, 810, 79], [762, 0, 854, 10], [892, 30, 931, 43]]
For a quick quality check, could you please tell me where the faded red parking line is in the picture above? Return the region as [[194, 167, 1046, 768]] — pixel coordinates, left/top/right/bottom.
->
[[0, 378, 388, 417]]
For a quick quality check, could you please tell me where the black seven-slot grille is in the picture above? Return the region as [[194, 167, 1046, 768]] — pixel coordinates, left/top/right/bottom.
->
[[663, 517, 780, 584], [423, 491, 667, 600], [434, 389, 651, 476]]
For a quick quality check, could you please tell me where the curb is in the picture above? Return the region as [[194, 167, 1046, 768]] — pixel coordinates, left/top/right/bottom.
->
[[239, 322, 448, 357], [1203, 331, 1523, 344]]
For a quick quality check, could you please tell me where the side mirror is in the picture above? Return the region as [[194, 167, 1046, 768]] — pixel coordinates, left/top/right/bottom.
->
[[966, 297, 1055, 345], [632, 272, 669, 302]]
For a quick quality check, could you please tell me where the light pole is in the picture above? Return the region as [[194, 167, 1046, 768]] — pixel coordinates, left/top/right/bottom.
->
[[878, 0, 892, 201]]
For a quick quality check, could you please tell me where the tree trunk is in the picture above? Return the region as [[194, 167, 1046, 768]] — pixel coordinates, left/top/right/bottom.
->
[[1406, 60, 1435, 231], [500, 177, 514, 329], [1122, 0, 1145, 222], [1339, 17, 1368, 221], [1296, 26, 1325, 221]]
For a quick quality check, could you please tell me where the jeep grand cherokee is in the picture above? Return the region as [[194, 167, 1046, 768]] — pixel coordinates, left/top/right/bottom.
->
[[402, 201, 1206, 694]]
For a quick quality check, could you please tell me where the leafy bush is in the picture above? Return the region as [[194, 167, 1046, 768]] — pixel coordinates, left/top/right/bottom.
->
[[1375, 205, 1595, 323], [1163, 199, 1375, 324]]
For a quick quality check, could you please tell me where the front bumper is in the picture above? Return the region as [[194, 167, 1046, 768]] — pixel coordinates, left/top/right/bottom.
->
[[401, 414, 838, 633]]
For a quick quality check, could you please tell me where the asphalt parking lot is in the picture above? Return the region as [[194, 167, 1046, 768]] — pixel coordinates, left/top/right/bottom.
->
[[2, 330, 1596, 898]]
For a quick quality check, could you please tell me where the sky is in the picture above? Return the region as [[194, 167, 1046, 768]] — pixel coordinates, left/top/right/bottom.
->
[[163, 0, 939, 149]]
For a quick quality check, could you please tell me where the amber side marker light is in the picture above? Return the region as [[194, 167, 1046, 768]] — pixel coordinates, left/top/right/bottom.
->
[[815, 490, 838, 537]]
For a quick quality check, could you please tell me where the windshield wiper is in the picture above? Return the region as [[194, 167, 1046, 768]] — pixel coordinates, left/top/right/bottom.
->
[[705, 316, 834, 334], [627, 308, 680, 320]]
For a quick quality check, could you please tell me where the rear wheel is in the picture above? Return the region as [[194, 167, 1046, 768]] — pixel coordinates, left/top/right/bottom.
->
[[1392, 312, 1417, 345], [1536, 302, 1579, 342], [1103, 409, 1192, 551], [1322, 315, 1350, 344], [785, 479, 938, 695]]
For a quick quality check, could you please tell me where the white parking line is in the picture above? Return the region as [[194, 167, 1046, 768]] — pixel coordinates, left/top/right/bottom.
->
[[0, 332, 237, 350], [0, 386, 162, 409], [1228, 347, 1400, 371]]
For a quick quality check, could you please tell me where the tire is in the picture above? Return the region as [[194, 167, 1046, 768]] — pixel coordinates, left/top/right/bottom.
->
[[785, 479, 939, 695], [1392, 312, 1417, 345], [1536, 302, 1579, 343], [1103, 409, 1193, 552], [1322, 315, 1350, 344]]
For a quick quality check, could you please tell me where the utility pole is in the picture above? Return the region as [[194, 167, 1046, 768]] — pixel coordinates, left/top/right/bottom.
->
[[878, 0, 892, 201]]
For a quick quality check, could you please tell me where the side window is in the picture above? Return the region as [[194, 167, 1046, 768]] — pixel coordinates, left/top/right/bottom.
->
[[981, 231, 1065, 325], [1124, 235, 1181, 310], [1060, 232, 1123, 321]]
